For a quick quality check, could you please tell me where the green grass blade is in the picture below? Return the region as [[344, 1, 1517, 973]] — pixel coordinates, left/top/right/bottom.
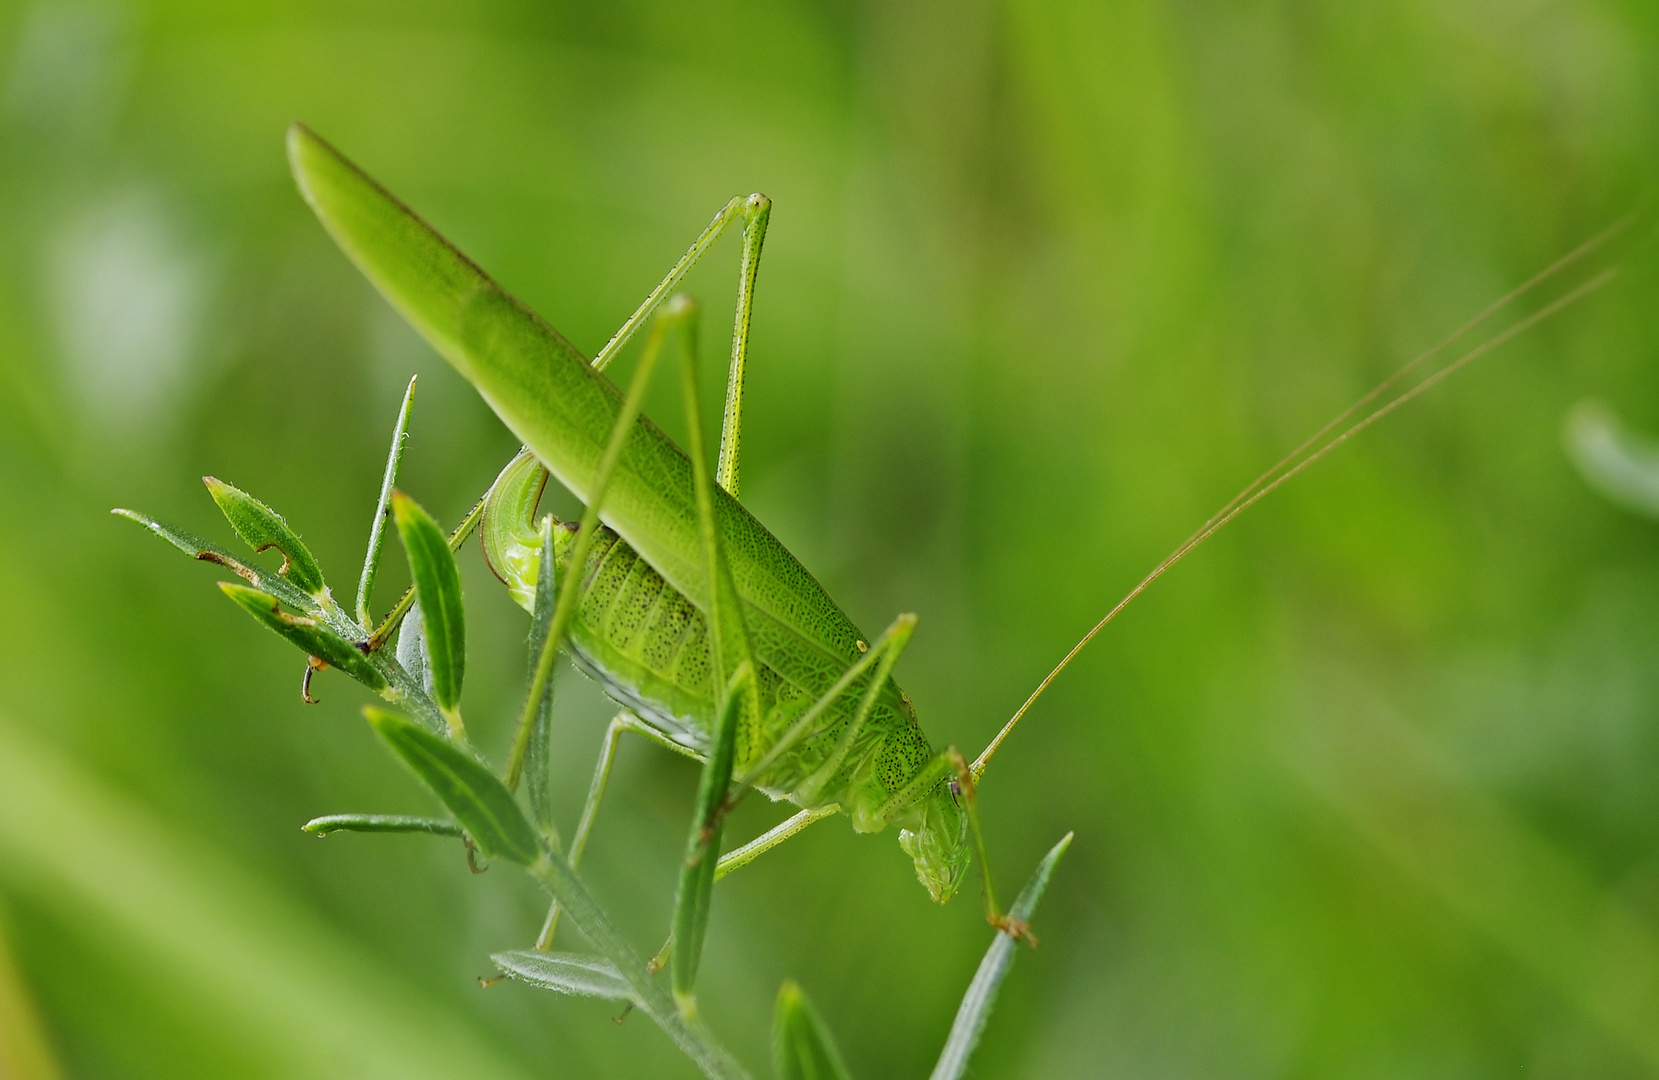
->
[[672, 665, 749, 1009], [491, 950, 638, 1004], [670, 293, 757, 1013], [115, 508, 320, 616], [357, 376, 417, 627], [391, 492, 465, 727], [219, 582, 387, 691], [928, 832, 1074, 1080], [526, 515, 558, 837], [363, 707, 539, 865], [204, 477, 327, 598], [772, 980, 852, 1080], [301, 814, 462, 838]]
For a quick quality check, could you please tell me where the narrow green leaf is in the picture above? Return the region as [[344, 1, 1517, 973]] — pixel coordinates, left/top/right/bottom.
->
[[525, 515, 558, 835], [358, 375, 418, 627], [219, 582, 386, 692], [114, 508, 318, 615], [672, 663, 749, 1008], [302, 814, 462, 838], [481, 447, 551, 612], [773, 981, 853, 1080], [363, 707, 539, 865], [204, 477, 327, 597], [391, 492, 465, 719], [492, 950, 638, 1004], [929, 832, 1074, 1080]]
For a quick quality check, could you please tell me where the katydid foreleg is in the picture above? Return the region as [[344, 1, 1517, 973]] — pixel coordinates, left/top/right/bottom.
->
[[944, 747, 1035, 945]]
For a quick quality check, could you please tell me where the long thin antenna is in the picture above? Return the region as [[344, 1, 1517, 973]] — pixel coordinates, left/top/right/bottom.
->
[[971, 224, 1633, 778]]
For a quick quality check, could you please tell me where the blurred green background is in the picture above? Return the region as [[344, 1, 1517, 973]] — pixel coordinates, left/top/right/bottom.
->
[[1, 0, 1658, 1076]]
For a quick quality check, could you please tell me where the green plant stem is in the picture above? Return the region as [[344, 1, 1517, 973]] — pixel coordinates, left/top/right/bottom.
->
[[524, 853, 750, 1079]]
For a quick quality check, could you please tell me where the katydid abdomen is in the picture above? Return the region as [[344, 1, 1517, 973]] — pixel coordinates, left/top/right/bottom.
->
[[484, 453, 934, 835]]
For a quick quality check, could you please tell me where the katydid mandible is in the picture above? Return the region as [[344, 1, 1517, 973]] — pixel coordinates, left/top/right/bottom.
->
[[286, 125, 1625, 958]]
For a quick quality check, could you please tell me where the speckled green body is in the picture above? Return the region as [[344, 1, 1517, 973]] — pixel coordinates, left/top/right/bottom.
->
[[290, 125, 968, 897], [547, 518, 932, 832]]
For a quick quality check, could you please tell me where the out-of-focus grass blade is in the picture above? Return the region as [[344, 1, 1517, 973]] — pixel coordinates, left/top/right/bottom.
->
[[391, 492, 465, 725], [772, 980, 852, 1080], [114, 508, 319, 615], [364, 707, 540, 865], [219, 582, 387, 692], [928, 832, 1074, 1080], [481, 447, 550, 613], [358, 376, 418, 628], [492, 950, 639, 1004], [204, 477, 327, 598], [1564, 401, 1659, 518], [0, 716, 530, 1078], [526, 515, 558, 836], [301, 814, 462, 838], [0, 909, 62, 1080]]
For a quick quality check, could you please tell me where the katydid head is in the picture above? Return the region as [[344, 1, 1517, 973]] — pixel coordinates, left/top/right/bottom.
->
[[899, 782, 970, 903]]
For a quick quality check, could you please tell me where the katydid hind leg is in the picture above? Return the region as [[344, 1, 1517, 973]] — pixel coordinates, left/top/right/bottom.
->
[[535, 711, 702, 950], [716, 194, 771, 500], [591, 194, 760, 373]]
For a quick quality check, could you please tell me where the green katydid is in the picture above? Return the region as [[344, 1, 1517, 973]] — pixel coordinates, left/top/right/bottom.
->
[[283, 123, 1627, 985]]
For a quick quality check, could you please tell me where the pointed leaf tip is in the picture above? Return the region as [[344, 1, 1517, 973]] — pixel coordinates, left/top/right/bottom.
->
[[356, 375, 418, 628], [929, 832, 1073, 1080], [287, 122, 496, 372], [204, 476, 327, 596], [218, 582, 386, 691], [391, 492, 465, 718], [363, 706, 539, 865], [773, 980, 853, 1080]]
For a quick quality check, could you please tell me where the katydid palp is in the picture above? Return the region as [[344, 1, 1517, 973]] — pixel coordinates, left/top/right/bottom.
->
[[284, 124, 1627, 965]]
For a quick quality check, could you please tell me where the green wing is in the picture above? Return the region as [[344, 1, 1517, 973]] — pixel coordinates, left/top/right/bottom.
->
[[287, 124, 896, 713]]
